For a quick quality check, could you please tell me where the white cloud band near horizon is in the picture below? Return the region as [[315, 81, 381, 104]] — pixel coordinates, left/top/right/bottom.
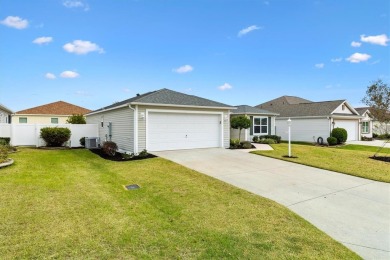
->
[[60, 71, 80, 78], [346, 53, 371, 63], [238, 25, 262, 37], [360, 34, 389, 46], [172, 64, 193, 73], [218, 83, 232, 90], [0, 16, 28, 29], [63, 40, 104, 55], [33, 37, 53, 45]]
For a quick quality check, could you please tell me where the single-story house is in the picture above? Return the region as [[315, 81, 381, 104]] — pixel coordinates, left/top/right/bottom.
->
[[355, 107, 374, 138], [230, 105, 279, 141], [0, 103, 13, 124], [13, 101, 91, 124], [356, 107, 389, 135], [86, 88, 235, 153], [257, 96, 367, 142]]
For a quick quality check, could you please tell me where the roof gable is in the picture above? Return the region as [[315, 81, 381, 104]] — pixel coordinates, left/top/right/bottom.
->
[[90, 88, 233, 114], [16, 101, 91, 115], [0, 103, 13, 114]]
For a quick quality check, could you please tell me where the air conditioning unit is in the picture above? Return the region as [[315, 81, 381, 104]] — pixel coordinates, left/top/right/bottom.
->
[[85, 137, 100, 149]]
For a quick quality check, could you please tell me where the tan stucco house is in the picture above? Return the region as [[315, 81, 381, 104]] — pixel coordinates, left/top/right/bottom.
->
[[13, 101, 91, 124]]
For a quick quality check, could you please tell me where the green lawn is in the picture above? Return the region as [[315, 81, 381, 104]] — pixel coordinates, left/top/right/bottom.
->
[[0, 148, 359, 259], [252, 144, 390, 183]]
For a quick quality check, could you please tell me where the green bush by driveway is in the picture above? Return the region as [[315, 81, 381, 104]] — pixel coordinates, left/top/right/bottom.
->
[[0, 148, 358, 259]]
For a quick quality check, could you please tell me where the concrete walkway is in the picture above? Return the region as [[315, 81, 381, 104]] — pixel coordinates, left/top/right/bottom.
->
[[347, 140, 390, 148], [153, 148, 390, 260]]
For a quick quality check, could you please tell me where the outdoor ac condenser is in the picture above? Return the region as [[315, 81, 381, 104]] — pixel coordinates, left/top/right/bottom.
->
[[85, 137, 100, 149]]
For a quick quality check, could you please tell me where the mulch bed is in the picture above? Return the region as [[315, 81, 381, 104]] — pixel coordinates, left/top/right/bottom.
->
[[89, 149, 157, 162], [370, 156, 390, 163]]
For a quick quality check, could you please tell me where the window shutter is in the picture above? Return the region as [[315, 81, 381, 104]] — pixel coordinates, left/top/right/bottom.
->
[[250, 116, 253, 135], [268, 117, 271, 134]]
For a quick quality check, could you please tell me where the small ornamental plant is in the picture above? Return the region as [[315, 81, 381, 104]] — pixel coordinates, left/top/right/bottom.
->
[[331, 128, 348, 144], [0, 145, 8, 163], [102, 141, 118, 156], [327, 137, 338, 146]]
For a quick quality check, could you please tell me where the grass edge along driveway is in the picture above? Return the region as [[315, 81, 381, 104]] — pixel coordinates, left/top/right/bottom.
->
[[0, 148, 359, 259], [252, 143, 390, 183]]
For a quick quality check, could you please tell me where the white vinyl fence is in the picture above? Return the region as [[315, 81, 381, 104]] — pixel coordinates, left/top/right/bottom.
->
[[0, 124, 98, 147]]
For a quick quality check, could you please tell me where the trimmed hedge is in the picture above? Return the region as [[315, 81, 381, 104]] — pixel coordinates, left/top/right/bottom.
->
[[327, 137, 338, 146], [259, 135, 281, 143], [331, 128, 348, 144], [40, 127, 71, 147]]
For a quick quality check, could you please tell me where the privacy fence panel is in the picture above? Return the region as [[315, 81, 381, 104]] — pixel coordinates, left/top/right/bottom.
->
[[0, 124, 98, 147]]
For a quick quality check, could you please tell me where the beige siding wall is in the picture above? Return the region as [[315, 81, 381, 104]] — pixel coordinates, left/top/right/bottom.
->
[[0, 108, 10, 123], [276, 118, 330, 142], [86, 107, 134, 152], [137, 105, 231, 151], [333, 104, 354, 114], [12, 115, 69, 124]]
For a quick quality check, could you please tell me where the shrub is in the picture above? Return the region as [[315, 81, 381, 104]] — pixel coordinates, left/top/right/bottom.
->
[[0, 145, 8, 163], [361, 136, 373, 141], [80, 137, 86, 147], [331, 128, 348, 144], [40, 127, 71, 147], [138, 149, 148, 158], [373, 133, 378, 138], [0, 137, 10, 145], [102, 141, 118, 156], [230, 138, 241, 149], [327, 137, 338, 146], [240, 141, 252, 149], [252, 136, 259, 142], [376, 133, 390, 140], [259, 135, 281, 143], [66, 114, 86, 124], [259, 138, 276, 144]]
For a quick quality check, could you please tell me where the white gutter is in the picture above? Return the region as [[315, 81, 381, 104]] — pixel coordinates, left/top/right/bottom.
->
[[86, 104, 129, 116], [128, 105, 138, 154]]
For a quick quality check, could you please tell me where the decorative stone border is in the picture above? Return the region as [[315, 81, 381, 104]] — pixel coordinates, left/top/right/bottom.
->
[[0, 158, 14, 168]]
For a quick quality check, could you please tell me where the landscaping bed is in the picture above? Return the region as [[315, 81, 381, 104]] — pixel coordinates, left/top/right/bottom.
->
[[90, 148, 157, 161]]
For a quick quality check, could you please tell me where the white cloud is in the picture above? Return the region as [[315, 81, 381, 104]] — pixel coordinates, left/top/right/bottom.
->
[[315, 63, 324, 69], [238, 25, 262, 37], [123, 88, 130, 93], [33, 36, 53, 45], [346, 53, 371, 63], [45, 73, 56, 79], [60, 71, 79, 78], [0, 16, 28, 29], [351, 41, 361, 47], [63, 0, 89, 11], [331, 57, 342, 62], [172, 65, 193, 74], [360, 34, 389, 46], [63, 40, 104, 55], [218, 83, 233, 91]]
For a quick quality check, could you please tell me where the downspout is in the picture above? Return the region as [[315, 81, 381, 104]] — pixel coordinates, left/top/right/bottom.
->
[[128, 104, 138, 154]]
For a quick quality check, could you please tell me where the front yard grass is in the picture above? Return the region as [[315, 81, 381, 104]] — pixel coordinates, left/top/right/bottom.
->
[[252, 143, 390, 183], [0, 148, 359, 259]]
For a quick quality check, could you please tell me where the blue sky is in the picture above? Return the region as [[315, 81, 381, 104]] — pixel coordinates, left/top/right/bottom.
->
[[1, 0, 389, 111]]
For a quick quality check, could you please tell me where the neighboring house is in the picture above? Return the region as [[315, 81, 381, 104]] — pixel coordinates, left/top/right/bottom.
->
[[0, 103, 13, 124], [356, 107, 390, 135], [355, 107, 374, 138], [86, 88, 234, 153], [13, 101, 91, 124], [230, 105, 279, 141], [257, 96, 364, 142]]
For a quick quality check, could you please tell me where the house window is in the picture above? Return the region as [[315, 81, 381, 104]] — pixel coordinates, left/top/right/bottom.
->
[[51, 118, 59, 124], [253, 117, 268, 135], [19, 117, 27, 123], [362, 121, 369, 134]]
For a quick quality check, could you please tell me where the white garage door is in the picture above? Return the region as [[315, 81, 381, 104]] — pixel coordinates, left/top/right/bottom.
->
[[334, 120, 358, 141], [147, 112, 221, 151]]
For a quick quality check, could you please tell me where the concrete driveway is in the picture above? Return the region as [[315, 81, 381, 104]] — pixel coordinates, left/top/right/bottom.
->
[[153, 148, 390, 260]]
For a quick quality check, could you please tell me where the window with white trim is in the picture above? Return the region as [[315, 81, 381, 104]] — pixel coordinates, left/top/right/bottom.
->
[[253, 117, 268, 135], [361, 121, 369, 134], [19, 117, 27, 123], [51, 118, 59, 124]]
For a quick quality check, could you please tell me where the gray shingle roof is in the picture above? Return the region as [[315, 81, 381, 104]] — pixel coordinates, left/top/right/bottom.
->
[[90, 88, 233, 113], [0, 103, 13, 114], [232, 105, 279, 115], [355, 107, 370, 116], [259, 99, 350, 117]]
